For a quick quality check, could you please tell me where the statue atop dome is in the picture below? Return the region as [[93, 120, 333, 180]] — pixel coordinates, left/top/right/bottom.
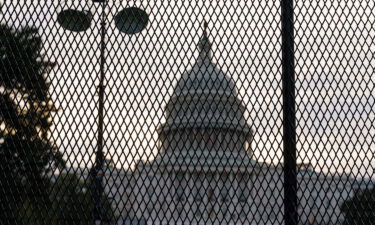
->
[[198, 21, 212, 59]]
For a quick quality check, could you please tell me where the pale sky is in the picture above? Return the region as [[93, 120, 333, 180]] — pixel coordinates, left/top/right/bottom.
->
[[1, 1, 374, 178]]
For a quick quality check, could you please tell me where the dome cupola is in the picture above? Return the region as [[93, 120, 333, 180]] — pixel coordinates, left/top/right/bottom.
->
[[159, 21, 251, 138], [173, 21, 237, 97]]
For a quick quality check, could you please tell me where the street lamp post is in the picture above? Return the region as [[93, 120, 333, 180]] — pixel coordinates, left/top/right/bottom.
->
[[57, 1, 148, 224]]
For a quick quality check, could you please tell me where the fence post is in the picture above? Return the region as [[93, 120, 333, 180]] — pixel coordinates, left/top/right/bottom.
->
[[281, 0, 298, 224]]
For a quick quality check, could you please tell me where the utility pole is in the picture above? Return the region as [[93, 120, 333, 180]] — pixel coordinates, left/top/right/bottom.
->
[[281, 0, 298, 224]]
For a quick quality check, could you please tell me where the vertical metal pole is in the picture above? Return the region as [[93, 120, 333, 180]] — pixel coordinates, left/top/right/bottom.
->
[[281, 0, 297, 225], [93, 1, 106, 225]]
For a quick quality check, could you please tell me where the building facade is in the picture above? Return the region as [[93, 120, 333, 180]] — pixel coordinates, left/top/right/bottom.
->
[[123, 24, 355, 225]]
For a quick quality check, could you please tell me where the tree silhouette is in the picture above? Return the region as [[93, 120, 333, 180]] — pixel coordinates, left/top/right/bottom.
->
[[0, 23, 116, 225], [0, 24, 64, 224], [49, 173, 116, 225], [341, 187, 375, 225]]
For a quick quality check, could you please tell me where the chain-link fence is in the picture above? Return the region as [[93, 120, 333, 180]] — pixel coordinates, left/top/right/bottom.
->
[[0, 1, 374, 225]]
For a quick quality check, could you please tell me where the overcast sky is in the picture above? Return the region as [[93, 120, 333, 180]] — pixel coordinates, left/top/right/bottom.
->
[[1, 1, 374, 178]]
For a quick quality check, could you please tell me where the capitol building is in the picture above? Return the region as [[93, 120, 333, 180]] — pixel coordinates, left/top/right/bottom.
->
[[116, 23, 355, 225]]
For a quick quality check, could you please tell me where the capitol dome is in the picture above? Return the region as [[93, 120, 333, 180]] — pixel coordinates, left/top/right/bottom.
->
[[159, 22, 251, 134], [129, 22, 257, 223], [127, 22, 349, 225]]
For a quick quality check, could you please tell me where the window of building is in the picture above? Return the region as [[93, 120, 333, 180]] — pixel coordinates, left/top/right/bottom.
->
[[206, 173, 215, 201], [229, 139, 234, 150], [147, 203, 153, 215], [325, 198, 332, 208], [221, 206, 228, 219], [236, 132, 243, 151], [219, 132, 225, 149], [309, 197, 315, 207], [218, 104, 223, 112], [231, 133, 238, 150], [176, 173, 185, 201], [195, 189, 204, 202], [208, 207, 215, 218], [194, 173, 204, 201], [176, 187, 184, 201], [177, 206, 183, 217], [147, 184, 154, 201], [189, 129, 198, 149], [239, 209, 246, 218], [270, 211, 276, 220], [181, 132, 188, 150], [220, 188, 228, 202], [190, 104, 195, 115], [209, 131, 217, 149], [238, 173, 249, 202], [195, 208, 202, 217], [203, 131, 210, 149], [225, 132, 231, 150], [196, 104, 202, 115], [220, 173, 229, 202], [192, 79, 198, 88], [238, 193, 247, 202], [208, 188, 214, 202], [232, 212, 238, 221], [196, 129, 203, 149], [204, 104, 210, 114], [214, 80, 221, 88]]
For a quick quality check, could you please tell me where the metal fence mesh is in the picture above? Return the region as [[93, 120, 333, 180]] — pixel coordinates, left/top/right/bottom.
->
[[294, 2, 375, 224], [0, 1, 374, 225]]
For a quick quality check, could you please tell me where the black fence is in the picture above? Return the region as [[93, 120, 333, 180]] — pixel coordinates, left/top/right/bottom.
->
[[0, 1, 374, 225]]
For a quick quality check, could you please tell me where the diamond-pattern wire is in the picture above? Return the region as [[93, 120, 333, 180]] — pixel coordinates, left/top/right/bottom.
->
[[295, 1, 375, 224], [0, 1, 374, 225]]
